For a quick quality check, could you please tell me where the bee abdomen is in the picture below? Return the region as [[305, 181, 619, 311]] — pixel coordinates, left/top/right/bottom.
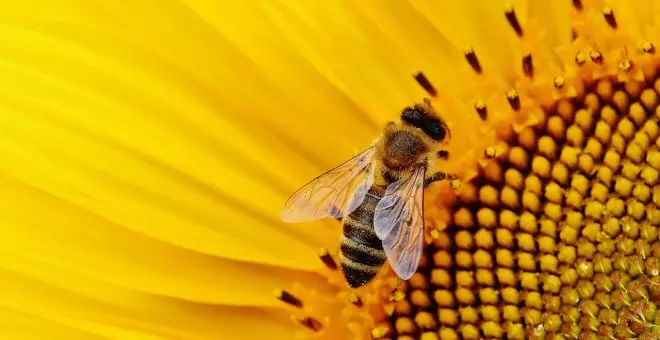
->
[[340, 233, 386, 266], [342, 217, 381, 249], [339, 253, 383, 288], [339, 186, 387, 288], [339, 220, 387, 288]]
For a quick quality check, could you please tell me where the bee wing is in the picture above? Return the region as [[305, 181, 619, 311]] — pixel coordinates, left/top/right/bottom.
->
[[373, 166, 425, 280], [280, 147, 377, 223]]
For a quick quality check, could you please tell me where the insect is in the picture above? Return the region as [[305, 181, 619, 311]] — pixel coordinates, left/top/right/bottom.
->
[[281, 99, 455, 288]]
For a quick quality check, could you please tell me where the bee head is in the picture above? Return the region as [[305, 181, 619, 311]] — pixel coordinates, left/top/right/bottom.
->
[[400, 102, 450, 142], [379, 125, 429, 171]]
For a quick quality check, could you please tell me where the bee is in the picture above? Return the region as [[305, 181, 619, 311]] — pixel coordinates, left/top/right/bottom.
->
[[281, 100, 455, 288]]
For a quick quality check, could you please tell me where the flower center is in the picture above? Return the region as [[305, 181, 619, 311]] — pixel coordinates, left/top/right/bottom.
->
[[276, 2, 660, 339], [377, 76, 659, 339]]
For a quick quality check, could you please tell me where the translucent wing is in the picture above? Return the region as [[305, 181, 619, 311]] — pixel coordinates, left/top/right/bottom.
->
[[281, 147, 377, 223], [373, 166, 425, 280]]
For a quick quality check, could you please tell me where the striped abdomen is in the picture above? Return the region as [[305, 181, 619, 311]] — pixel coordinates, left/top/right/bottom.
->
[[339, 185, 387, 288]]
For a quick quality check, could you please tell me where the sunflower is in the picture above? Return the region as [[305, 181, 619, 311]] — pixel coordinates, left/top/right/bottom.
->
[[0, 0, 659, 339]]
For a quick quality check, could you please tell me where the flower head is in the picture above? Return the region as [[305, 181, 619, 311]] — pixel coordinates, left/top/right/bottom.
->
[[274, 1, 660, 339], [1, 1, 660, 339]]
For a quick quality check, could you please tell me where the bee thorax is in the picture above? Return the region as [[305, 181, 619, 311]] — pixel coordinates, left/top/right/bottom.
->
[[382, 130, 427, 170]]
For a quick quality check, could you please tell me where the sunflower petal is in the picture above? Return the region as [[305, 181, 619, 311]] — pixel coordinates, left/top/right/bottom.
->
[[352, 0, 473, 101], [0, 305, 109, 340], [0, 173, 334, 306], [409, 0, 520, 83], [527, 0, 573, 47], [259, 0, 425, 121], [0, 6, 359, 268], [0, 264, 295, 339]]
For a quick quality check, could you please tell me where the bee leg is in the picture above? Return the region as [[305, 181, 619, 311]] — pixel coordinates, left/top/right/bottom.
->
[[389, 279, 406, 302], [348, 291, 363, 307], [424, 171, 457, 188], [382, 170, 398, 184], [394, 279, 403, 291], [437, 149, 450, 159]]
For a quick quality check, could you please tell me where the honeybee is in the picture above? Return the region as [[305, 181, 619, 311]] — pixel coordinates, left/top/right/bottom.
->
[[281, 100, 455, 288]]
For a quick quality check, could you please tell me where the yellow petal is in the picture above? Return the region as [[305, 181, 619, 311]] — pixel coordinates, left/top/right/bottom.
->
[[0, 263, 295, 339], [0, 305, 107, 340], [527, 0, 573, 48], [352, 0, 474, 101], [410, 0, 517, 81], [0, 173, 333, 306], [0, 8, 348, 268], [259, 0, 421, 120]]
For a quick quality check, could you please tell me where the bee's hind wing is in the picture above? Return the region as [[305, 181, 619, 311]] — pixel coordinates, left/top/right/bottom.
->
[[280, 147, 377, 223], [373, 166, 425, 280]]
